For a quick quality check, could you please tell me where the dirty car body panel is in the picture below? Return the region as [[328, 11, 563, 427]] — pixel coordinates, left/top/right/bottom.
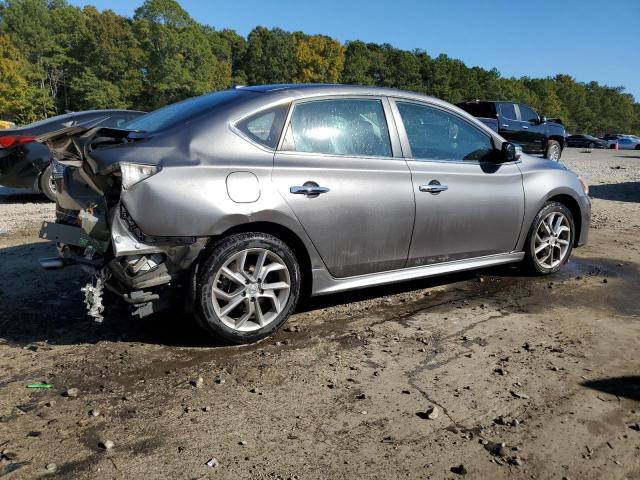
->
[[37, 84, 591, 338]]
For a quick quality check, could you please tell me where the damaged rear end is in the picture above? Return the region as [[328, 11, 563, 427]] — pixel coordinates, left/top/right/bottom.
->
[[38, 124, 206, 321]]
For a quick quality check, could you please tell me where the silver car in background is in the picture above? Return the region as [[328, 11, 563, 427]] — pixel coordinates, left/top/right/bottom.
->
[[38, 84, 591, 344]]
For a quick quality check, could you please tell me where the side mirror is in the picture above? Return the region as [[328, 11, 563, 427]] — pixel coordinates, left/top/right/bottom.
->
[[502, 142, 522, 162], [538, 116, 547, 124]]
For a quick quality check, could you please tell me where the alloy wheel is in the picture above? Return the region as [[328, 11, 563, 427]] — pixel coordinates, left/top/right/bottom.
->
[[548, 144, 561, 161], [211, 248, 291, 332], [533, 211, 571, 269]]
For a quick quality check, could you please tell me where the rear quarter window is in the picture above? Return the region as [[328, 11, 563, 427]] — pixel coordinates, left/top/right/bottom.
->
[[457, 102, 496, 119], [235, 104, 289, 149]]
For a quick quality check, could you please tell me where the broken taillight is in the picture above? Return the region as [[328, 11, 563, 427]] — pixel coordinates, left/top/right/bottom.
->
[[0, 135, 35, 149]]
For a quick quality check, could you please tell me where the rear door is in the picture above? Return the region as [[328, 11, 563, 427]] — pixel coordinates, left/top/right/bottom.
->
[[272, 97, 415, 278], [391, 99, 525, 266]]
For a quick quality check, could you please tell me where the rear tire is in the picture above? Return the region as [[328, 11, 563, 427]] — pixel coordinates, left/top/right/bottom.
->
[[195, 232, 301, 344], [545, 140, 562, 161], [39, 165, 57, 202], [635, 145, 640, 150], [523, 201, 575, 275]]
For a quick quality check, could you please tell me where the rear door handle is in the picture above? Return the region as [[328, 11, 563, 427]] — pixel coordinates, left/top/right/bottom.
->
[[290, 185, 330, 195], [522, 125, 529, 129], [419, 184, 448, 194]]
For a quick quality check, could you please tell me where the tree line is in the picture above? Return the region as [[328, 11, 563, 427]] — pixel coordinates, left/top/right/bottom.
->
[[1, 0, 638, 135]]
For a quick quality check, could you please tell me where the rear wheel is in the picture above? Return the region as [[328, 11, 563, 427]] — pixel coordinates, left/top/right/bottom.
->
[[523, 201, 575, 275], [545, 140, 562, 161], [39, 165, 57, 202], [196, 232, 301, 344], [635, 145, 640, 150]]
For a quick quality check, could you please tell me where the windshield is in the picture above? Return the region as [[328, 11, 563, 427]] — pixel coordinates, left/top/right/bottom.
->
[[122, 90, 247, 133]]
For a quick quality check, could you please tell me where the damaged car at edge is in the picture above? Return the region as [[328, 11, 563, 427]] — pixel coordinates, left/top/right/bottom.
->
[[38, 84, 591, 344]]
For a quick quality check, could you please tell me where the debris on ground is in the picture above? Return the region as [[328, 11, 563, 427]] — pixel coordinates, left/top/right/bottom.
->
[[191, 377, 204, 388], [205, 458, 219, 468], [26, 383, 53, 389], [63, 388, 79, 398], [99, 440, 114, 450]]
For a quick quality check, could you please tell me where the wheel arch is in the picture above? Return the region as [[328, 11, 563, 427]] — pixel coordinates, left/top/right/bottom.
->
[[548, 134, 565, 149], [206, 221, 314, 298]]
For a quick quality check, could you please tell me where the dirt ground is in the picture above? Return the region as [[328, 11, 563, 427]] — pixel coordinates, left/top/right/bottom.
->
[[1, 148, 639, 479]]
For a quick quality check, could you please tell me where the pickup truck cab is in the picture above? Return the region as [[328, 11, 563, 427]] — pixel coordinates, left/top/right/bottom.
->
[[456, 101, 565, 161]]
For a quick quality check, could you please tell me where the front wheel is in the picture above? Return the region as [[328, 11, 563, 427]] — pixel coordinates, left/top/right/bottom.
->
[[196, 232, 301, 344], [523, 202, 575, 275], [545, 140, 562, 161]]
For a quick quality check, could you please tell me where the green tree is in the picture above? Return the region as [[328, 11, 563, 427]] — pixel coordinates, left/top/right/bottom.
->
[[133, 0, 230, 109], [242, 27, 296, 84], [292, 33, 344, 83]]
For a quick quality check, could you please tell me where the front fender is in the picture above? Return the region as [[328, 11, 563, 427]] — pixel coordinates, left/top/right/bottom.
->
[[516, 157, 590, 250]]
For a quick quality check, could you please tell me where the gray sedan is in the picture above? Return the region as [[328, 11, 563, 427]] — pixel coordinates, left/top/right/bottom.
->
[[38, 84, 591, 344]]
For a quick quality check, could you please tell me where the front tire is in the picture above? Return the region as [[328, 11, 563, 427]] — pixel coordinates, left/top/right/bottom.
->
[[545, 140, 562, 161], [523, 201, 575, 275], [39, 165, 57, 202], [196, 232, 301, 344]]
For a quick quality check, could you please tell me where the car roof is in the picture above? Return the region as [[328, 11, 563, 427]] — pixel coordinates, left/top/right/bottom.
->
[[233, 84, 475, 118], [236, 83, 443, 102]]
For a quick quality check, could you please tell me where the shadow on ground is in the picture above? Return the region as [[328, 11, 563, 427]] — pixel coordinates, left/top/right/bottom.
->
[[581, 376, 640, 401], [0, 186, 49, 204], [589, 182, 640, 203], [1, 239, 637, 349]]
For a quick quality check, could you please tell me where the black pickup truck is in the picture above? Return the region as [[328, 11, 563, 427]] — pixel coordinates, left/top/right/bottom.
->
[[456, 100, 566, 161]]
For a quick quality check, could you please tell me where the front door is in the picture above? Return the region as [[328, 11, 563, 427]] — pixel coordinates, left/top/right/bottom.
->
[[272, 97, 415, 278], [391, 100, 525, 266], [497, 102, 526, 147], [517, 104, 545, 152]]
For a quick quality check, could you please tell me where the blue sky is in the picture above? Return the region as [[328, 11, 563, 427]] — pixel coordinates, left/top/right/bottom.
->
[[68, 0, 640, 101]]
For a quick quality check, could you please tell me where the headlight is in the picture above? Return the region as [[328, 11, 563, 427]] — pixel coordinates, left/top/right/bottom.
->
[[578, 176, 589, 195], [120, 163, 160, 189]]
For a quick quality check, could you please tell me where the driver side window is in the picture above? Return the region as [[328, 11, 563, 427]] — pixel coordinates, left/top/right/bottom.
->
[[397, 102, 495, 162]]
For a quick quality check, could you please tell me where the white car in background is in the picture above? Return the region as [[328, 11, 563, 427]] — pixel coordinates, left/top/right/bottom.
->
[[609, 135, 640, 150], [617, 137, 640, 150]]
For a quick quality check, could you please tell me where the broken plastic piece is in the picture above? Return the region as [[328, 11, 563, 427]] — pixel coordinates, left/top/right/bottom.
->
[[81, 269, 107, 323], [205, 458, 219, 468], [26, 383, 53, 389]]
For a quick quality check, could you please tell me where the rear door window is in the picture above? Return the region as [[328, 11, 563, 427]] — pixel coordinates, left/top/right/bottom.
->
[[282, 98, 392, 157], [397, 102, 495, 162], [236, 104, 289, 149], [498, 103, 517, 120]]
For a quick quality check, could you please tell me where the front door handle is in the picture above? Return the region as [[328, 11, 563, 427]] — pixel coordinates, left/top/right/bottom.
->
[[522, 125, 529, 129], [419, 183, 448, 194], [290, 184, 330, 195]]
